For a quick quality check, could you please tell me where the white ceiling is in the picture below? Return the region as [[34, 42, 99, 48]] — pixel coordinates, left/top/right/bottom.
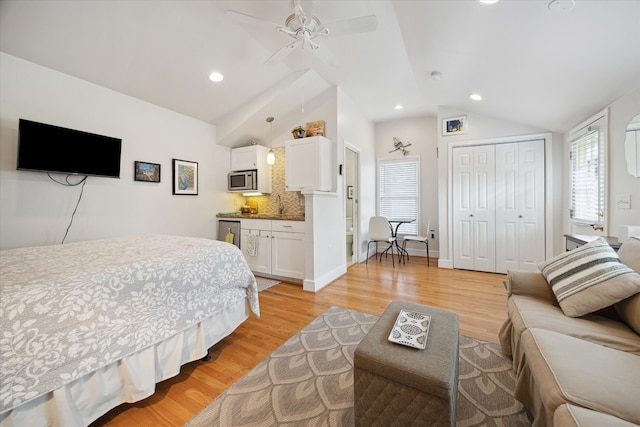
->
[[1, 0, 639, 147]]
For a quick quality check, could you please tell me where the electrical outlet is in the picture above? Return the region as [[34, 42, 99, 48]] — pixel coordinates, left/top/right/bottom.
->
[[430, 229, 435, 239], [616, 194, 631, 210]]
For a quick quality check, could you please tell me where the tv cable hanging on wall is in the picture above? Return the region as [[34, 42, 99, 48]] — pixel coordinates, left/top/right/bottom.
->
[[47, 173, 88, 244]]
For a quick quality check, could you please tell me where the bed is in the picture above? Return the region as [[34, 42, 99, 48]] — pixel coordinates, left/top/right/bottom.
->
[[0, 234, 259, 427]]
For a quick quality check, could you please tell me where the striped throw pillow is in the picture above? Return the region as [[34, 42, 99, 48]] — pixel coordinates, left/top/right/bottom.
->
[[539, 237, 640, 317]]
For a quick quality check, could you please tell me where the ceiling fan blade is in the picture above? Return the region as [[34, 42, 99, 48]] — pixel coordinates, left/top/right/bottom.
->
[[321, 15, 378, 37], [227, 10, 281, 30], [264, 39, 299, 65], [310, 42, 340, 68]]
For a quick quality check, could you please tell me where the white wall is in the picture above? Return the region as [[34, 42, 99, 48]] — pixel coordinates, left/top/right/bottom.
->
[[375, 115, 439, 258], [604, 88, 640, 235], [0, 53, 236, 249], [435, 107, 550, 268], [337, 88, 376, 262]]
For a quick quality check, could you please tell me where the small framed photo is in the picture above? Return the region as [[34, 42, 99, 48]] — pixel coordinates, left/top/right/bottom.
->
[[442, 115, 467, 136], [347, 186, 354, 199], [134, 161, 161, 182], [172, 159, 198, 195]]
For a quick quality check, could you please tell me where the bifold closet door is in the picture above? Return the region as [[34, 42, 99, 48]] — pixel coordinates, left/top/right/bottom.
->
[[495, 140, 545, 273], [452, 145, 496, 272]]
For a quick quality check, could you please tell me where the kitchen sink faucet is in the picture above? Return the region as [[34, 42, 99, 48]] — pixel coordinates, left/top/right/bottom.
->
[[277, 195, 284, 215]]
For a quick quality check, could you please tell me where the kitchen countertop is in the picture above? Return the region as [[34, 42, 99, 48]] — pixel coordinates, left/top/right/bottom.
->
[[217, 213, 305, 221]]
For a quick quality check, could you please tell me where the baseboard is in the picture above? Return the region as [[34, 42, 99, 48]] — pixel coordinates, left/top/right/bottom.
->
[[303, 265, 346, 292]]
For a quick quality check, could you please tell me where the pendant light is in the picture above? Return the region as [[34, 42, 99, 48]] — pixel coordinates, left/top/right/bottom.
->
[[266, 116, 275, 165]]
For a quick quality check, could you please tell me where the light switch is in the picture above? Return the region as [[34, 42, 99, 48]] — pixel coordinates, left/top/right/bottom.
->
[[616, 194, 631, 209]]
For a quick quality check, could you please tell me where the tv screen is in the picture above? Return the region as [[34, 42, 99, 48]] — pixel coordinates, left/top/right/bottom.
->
[[17, 119, 122, 178]]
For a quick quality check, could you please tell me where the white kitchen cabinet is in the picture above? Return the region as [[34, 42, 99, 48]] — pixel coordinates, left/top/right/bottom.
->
[[285, 136, 333, 191], [240, 219, 272, 275], [232, 145, 269, 171], [231, 145, 272, 193], [240, 219, 305, 280]]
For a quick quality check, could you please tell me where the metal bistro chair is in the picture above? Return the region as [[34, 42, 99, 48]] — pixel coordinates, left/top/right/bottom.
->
[[401, 220, 430, 266], [366, 216, 397, 267]]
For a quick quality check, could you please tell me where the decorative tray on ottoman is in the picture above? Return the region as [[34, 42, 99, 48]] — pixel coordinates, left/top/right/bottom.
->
[[388, 309, 431, 349]]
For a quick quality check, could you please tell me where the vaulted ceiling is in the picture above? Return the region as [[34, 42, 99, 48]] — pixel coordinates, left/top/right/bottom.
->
[[1, 0, 639, 147]]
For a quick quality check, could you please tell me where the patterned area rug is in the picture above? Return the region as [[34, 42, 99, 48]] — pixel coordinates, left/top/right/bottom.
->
[[184, 306, 531, 427], [255, 276, 280, 292]]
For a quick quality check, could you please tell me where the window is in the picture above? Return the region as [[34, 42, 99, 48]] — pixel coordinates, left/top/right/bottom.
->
[[570, 115, 606, 225], [377, 157, 419, 235]]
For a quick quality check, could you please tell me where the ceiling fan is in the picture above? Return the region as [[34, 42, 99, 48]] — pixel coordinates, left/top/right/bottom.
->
[[227, 0, 378, 65]]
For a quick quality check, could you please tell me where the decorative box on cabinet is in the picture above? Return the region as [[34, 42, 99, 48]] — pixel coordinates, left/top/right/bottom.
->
[[285, 136, 332, 191], [240, 219, 305, 280]]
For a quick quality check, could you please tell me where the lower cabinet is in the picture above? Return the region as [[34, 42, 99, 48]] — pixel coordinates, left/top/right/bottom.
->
[[240, 219, 305, 280]]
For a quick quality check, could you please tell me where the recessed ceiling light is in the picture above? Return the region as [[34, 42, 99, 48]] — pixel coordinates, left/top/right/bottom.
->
[[395, 105, 404, 110], [470, 93, 483, 101], [548, 0, 575, 12], [476, 0, 500, 5], [209, 71, 224, 83], [430, 70, 443, 80]]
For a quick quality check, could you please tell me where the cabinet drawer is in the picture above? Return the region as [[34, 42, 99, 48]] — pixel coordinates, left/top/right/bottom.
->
[[271, 220, 305, 233], [241, 218, 271, 231]]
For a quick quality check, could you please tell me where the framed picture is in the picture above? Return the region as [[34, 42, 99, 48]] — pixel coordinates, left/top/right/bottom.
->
[[134, 161, 161, 182], [172, 159, 198, 195], [347, 186, 354, 199], [442, 115, 467, 136]]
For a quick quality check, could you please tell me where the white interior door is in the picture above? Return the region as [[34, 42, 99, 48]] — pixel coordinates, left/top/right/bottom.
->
[[472, 145, 496, 272], [495, 140, 545, 273], [453, 145, 496, 272], [453, 148, 474, 270]]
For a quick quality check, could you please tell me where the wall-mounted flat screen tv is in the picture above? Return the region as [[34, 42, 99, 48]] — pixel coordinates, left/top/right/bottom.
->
[[17, 119, 122, 178]]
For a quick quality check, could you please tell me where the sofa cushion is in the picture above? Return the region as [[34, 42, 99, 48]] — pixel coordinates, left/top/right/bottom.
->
[[615, 294, 640, 335], [554, 404, 639, 427], [520, 328, 640, 425], [614, 236, 640, 334], [617, 235, 640, 273], [506, 295, 640, 356], [538, 237, 640, 317]]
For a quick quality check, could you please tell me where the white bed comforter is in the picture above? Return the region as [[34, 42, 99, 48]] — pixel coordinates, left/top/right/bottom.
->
[[0, 235, 259, 415]]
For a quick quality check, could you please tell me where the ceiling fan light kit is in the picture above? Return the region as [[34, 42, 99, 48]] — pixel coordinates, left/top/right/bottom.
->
[[548, 0, 575, 12], [228, 0, 378, 66]]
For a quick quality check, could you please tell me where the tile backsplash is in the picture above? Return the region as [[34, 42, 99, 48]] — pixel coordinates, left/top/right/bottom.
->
[[245, 147, 305, 216]]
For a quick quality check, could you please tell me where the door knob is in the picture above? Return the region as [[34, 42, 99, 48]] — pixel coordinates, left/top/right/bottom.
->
[[518, 215, 523, 218]]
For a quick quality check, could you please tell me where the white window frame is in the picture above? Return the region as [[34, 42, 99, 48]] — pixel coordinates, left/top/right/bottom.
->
[[377, 156, 420, 236], [569, 111, 608, 228]]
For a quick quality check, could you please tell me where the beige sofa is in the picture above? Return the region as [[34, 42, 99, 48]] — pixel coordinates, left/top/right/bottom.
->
[[499, 236, 640, 427]]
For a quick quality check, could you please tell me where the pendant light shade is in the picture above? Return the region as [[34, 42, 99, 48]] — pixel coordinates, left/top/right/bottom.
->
[[266, 116, 275, 165], [266, 149, 275, 165]]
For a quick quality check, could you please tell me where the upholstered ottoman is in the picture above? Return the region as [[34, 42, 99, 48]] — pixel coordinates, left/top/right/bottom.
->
[[354, 301, 460, 427]]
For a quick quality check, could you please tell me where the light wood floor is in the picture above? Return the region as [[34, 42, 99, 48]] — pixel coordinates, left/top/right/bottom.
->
[[92, 257, 508, 426]]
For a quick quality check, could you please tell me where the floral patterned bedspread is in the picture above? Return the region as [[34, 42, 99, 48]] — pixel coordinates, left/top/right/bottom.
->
[[0, 235, 259, 414]]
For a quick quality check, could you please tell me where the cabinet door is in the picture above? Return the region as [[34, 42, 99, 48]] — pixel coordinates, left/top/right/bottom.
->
[[285, 137, 332, 191], [240, 229, 271, 274], [271, 231, 305, 279], [231, 146, 258, 171]]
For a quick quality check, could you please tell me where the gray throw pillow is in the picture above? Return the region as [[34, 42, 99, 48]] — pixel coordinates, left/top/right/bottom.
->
[[538, 237, 640, 317]]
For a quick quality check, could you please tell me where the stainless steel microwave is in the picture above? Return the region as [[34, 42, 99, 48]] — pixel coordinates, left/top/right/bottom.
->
[[228, 170, 257, 192]]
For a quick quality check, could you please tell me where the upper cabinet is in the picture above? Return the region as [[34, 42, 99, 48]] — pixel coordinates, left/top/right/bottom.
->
[[285, 136, 333, 192], [231, 145, 270, 171], [231, 145, 272, 193]]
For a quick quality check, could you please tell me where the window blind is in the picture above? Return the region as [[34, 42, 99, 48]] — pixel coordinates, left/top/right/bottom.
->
[[378, 157, 419, 235], [570, 126, 604, 224]]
